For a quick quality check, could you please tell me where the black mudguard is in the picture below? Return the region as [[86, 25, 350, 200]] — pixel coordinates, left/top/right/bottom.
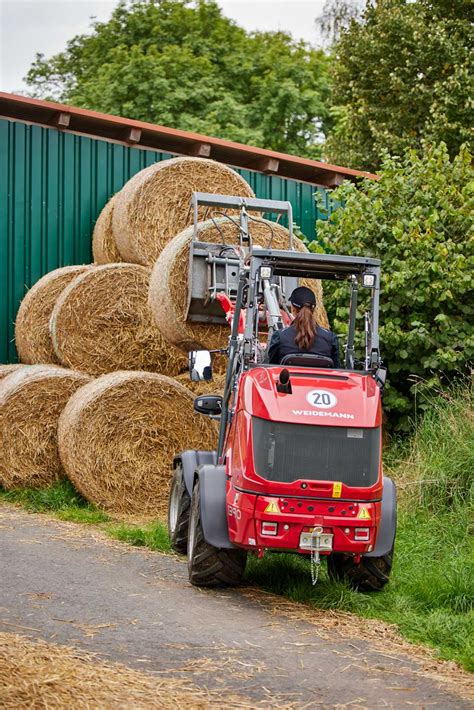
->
[[174, 450, 217, 497], [364, 476, 397, 558], [196, 464, 235, 549]]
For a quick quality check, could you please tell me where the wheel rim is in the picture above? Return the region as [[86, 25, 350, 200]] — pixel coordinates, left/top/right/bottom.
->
[[169, 475, 180, 534], [188, 494, 197, 560]]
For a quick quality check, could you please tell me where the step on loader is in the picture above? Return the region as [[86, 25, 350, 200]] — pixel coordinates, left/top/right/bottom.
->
[[168, 193, 396, 590]]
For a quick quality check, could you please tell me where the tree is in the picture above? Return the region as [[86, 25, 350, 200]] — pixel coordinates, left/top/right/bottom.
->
[[314, 143, 473, 427], [315, 0, 366, 47], [325, 0, 474, 170], [25, 0, 331, 158]]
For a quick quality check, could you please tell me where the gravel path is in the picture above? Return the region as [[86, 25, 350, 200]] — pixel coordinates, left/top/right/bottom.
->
[[0, 505, 471, 709]]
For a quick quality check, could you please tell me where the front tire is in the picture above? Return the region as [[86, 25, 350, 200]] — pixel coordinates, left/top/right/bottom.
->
[[187, 479, 247, 587], [327, 547, 394, 592], [168, 465, 190, 554]]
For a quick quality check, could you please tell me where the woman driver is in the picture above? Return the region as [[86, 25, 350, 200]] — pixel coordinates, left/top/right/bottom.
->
[[267, 286, 340, 367]]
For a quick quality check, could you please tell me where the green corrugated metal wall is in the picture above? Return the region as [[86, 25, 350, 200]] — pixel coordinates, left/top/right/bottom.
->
[[0, 117, 333, 363]]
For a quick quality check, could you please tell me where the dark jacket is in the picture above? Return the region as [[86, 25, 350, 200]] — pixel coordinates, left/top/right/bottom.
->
[[267, 324, 341, 368]]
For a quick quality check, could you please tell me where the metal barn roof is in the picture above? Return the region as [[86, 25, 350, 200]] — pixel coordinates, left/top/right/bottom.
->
[[0, 92, 377, 188]]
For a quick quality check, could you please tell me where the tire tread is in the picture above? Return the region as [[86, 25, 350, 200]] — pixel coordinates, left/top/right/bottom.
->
[[188, 480, 247, 587]]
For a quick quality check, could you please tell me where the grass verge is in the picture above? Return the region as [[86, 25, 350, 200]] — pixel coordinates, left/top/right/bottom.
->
[[0, 480, 170, 552], [0, 480, 110, 524]]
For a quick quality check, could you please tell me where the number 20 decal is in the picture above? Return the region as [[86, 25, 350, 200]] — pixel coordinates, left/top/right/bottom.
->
[[306, 389, 337, 409]]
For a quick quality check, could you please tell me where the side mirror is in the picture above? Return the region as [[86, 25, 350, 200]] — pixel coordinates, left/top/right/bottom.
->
[[375, 366, 387, 390], [189, 350, 213, 382], [194, 395, 222, 417]]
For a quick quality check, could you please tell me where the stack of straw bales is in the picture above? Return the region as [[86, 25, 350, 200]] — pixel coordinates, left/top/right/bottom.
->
[[2, 156, 329, 517]]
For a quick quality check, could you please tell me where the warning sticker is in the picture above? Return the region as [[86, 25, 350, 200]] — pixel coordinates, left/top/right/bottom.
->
[[357, 506, 371, 520], [332, 482, 342, 498], [264, 500, 280, 514]]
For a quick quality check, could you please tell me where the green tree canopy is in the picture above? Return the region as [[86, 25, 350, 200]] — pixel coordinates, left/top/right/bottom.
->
[[25, 0, 331, 158], [315, 143, 473, 427], [325, 0, 474, 170]]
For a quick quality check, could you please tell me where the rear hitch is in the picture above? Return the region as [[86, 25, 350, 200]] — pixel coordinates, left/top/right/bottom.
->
[[310, 526, 324, 586]]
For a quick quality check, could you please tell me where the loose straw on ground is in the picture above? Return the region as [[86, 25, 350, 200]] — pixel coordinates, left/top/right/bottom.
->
[[113, 157, 255, 266], [149, 217, 328, 354], [0, 365, 90, 490], [58, 371, 218, 517], [50, 264, 187, 377], [92, 193, 124, 264], [0, 632, 281, 710], [15, 265, 92, 365]]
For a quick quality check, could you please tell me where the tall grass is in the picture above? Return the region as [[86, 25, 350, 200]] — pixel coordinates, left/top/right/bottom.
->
[[389, 381, 473, 509]]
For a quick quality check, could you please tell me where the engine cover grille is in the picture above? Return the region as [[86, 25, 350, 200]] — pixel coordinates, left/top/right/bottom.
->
[[252, 417, 380, 487]]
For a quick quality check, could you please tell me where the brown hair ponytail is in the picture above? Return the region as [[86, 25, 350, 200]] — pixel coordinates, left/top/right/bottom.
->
[[293, 305, 316, 350]]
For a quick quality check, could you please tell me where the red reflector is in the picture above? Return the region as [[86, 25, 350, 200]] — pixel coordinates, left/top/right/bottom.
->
[[354, 527, 370, 541], [262, 522, 278, 536]]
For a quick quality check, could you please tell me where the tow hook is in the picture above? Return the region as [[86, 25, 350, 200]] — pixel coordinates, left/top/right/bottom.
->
[[310, 526, 323, 585]]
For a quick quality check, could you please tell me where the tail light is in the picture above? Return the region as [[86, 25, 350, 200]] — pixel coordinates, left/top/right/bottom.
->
[[262, 522, 278, 536], [354, 528, 370, 541]]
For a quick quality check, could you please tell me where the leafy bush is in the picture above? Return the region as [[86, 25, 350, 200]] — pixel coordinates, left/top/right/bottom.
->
[[315, 143, 473, 426]]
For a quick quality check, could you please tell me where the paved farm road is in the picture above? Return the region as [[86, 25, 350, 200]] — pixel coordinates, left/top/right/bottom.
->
[[0, 506, 471, 709]]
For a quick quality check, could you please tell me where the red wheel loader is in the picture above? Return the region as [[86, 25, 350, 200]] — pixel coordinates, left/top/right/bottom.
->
[[168, 193, 396, 591]]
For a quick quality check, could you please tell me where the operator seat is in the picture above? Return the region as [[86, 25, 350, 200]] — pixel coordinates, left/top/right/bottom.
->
[[280, 353, 335, 368]]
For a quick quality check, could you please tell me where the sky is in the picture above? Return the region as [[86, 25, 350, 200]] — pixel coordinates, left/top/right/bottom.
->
[[0, 0, 327, 95]]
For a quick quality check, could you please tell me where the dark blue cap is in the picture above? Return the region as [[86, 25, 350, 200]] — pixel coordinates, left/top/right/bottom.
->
[[290, 286, 316, 308]]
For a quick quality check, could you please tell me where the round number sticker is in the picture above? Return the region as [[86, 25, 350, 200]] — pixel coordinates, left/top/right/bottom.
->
[[306, 389, 337, 409]]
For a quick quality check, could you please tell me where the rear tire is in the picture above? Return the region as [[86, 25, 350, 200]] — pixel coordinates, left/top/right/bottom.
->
[[187, 479, 247, 587], [168, 465, 190, 555], [327, 547, 394, 592]]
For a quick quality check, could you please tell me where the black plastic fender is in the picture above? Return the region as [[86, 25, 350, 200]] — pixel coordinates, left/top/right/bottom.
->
[[174, 450, 217, 497], [364, 476, 397, 558], [196, 464, 235, 549]]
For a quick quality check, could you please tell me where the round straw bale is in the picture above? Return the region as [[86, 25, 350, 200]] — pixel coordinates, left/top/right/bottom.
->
[[58, 371, 218, 516], [15, 265, 92, 365], [92, 194, 124, 264], [50, 264, 187, 377], [0, 365, 91, 490], [148, 218, 329, 354], [0, 364, 27, 381], [112, 157, 255, 266]]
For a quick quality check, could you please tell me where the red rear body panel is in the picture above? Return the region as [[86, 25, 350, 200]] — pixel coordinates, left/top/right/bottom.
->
[[224, 366, 383, 556]]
